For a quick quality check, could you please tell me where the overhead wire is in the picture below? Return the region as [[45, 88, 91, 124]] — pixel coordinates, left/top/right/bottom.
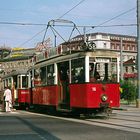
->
[[0, 1, 136, 47], [58, 0, 85, 19], [86, 7, 136, 33], [17, 0, 86, 47], [18, 28, 46, 47], [0, 22, 46, 26], [0, 21, 136, 28]]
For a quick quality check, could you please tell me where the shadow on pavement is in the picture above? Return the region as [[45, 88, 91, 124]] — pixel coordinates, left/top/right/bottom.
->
[[16, 116, 60, 140]]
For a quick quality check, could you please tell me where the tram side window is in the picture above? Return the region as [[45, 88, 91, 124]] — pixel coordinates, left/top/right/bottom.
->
[[6, 79, 8, 88], [34, 68, 41, 86], [2, 80, 5, 89], [22, 76, 28, 88], [47, 64, 54, 85], [40, 66, 47, 85], [4, 79, 8, 88], [71, 58, 85, 83], [13, 76, 17, 88], [18, 76, 21, 88], [8, 78, 12, 88]]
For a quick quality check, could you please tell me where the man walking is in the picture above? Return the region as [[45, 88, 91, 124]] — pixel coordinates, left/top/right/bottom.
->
[[3, 86, 12, 112]]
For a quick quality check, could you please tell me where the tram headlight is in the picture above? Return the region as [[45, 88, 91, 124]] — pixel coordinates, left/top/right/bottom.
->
[[101, 94, 108, 102]]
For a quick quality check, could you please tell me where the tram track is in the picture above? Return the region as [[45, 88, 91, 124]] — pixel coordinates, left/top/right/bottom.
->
[[85, 118, 140, 129], [15, 109, 140, 134], [81, 113, 140, 133], [109, 116, 140, 123], [83, 120, 140, 134], [112, 113, 140, 118]]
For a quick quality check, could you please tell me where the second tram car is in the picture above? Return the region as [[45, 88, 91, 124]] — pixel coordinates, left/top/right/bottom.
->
[[2, 70, 30, 109], [28, 49, 120, 115]]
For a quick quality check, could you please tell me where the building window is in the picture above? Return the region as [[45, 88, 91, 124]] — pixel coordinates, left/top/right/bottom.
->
[[125, 67, 128, 72], [103, 43, 107, 48], [132, 66, 134, 72]]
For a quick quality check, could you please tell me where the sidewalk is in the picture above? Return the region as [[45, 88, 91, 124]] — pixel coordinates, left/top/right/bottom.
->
[[0, 103, 5, 112]]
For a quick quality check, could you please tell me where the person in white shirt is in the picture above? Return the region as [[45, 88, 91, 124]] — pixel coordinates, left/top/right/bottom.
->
[[3, 86, 12, 112]]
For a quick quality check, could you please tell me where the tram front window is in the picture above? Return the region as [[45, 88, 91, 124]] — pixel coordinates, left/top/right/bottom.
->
[[89, 58, 118, 83], [89, 63, 100, 82]]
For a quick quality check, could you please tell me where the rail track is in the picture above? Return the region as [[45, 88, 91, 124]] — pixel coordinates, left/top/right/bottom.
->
[[82, 110, 140, 134], [1, 106, 140, 134]]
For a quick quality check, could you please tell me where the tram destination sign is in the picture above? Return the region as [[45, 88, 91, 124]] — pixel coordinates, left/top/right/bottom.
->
[[96, 58, 110, 63]]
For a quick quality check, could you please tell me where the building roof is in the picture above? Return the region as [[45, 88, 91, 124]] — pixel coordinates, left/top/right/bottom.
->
[[72, 32, 136, 41], [123, 58, 136, 66], [0, 48, 35, 62]]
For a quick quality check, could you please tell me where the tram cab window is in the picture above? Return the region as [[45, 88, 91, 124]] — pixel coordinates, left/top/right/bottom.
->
[[89, 57, 118, 83], [89, 63, 100, 82], [47, 64, 54, 85], [103, 61, 118, 82], [110, 62, 117, 82], [71, 58, 85, 83]]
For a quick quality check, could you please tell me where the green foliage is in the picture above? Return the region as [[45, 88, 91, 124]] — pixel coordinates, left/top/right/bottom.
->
[[121, 80, 137, 104]]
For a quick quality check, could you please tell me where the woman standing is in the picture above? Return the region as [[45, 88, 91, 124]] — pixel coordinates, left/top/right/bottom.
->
[[3, 86, 12, 112]]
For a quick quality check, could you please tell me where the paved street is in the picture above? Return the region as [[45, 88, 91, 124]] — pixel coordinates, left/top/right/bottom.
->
[[0, 105, 140, 140]]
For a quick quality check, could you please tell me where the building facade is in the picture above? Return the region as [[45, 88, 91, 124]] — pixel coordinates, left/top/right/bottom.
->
[[0, 48, 35, 101], [72, 32, 137, 61]]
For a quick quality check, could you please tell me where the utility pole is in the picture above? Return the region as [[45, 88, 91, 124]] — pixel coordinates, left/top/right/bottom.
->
[[120, 38, 123, 81], [137, 0, 140, 108]]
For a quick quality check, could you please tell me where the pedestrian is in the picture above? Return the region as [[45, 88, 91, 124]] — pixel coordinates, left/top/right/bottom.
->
[[3, 86, 12, 112]]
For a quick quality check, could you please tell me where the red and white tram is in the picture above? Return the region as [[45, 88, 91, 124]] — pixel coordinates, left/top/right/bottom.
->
[[28, 48, 120, 115], [2, 71, 30, 109]]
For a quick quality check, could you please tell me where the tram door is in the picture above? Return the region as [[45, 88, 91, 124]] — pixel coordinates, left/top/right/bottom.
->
[[57, 61, 70, 109], [13, 75, 18, 106]]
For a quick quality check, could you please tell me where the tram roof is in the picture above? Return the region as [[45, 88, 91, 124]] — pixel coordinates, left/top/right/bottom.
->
[[2, 69, 28, 79], [32, 49, 118, 68]]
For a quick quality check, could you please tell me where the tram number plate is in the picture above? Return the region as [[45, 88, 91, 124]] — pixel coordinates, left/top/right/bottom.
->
[[100, 103, 109, 107]]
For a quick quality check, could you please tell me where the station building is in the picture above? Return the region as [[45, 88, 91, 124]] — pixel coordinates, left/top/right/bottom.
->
[[0, 47, 35, 101]]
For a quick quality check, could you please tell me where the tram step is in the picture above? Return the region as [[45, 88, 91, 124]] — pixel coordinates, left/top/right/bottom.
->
[[57, 108, 72, 112], [58, 102, 70, 108], [57, 102, 71, 111]]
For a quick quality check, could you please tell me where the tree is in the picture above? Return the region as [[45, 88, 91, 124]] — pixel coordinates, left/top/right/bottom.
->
[[121, 80, 137, 104]]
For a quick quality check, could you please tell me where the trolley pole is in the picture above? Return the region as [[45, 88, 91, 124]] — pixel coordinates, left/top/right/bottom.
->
[[137, 0, 140, 108], [83, 26, 86, 44]]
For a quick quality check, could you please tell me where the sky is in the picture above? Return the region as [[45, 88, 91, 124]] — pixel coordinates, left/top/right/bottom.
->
[[0, 0, 137, 48]]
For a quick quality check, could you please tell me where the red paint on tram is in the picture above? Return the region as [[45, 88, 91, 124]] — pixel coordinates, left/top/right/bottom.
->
[[69, 83, 120, 108]]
